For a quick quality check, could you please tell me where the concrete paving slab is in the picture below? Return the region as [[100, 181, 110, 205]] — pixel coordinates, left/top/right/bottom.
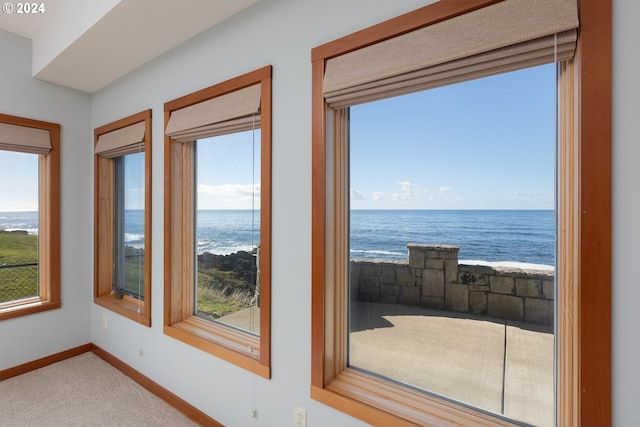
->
[[504, 320, 554, 427], [216, 305, 260, 334], [349, 302, 505, 413], [349, 302, 554, 426]]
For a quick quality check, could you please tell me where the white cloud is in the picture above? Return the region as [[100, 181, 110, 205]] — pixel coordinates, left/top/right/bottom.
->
[[350, 188, 367, 200], [438, 186, 453, 193], [371, 191, 385, 201], [399, 181, 418, 193], [197, 183, 260, 209], [393, 181, 420, 200], [514, 190, 541, 198]]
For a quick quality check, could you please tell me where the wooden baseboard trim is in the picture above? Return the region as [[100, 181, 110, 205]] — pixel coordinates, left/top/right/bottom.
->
[[90, 344, 223, 427], [0, 343, 92, 381]]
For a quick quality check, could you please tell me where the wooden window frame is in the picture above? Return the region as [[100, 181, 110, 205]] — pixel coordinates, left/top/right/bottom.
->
[[163, 66, 272, 378], [94, 110, 152, 326], [311, 1, 611, 426], [0, 113, 61, 321]]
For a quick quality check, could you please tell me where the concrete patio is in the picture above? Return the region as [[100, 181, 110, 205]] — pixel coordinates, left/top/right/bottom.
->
[[350, 301, 554, 427]]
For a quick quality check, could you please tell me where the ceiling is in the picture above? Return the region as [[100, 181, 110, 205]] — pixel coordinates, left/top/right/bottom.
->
[[0, 0, 259, 93]]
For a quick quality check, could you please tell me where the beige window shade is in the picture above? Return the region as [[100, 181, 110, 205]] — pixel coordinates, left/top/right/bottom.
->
[[0, 123, 51, 155], [95, 121, 145, 158], [166, 84, 261, 143], [323, 0, 578, 108]]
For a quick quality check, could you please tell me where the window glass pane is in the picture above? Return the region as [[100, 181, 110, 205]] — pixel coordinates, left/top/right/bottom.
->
[[0, 151, 39, 303], [348, 65, 555, 426], [114, 152, 145, 298], [195, 129, 261, 335]]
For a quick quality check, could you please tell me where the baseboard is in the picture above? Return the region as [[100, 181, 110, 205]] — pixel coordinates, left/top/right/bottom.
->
[[0, 343, 92, 381], [0, 343, 223, 427], [90, 344, 223, 427]]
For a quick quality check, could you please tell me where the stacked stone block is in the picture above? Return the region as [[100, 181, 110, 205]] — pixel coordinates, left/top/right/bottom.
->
[[350, 243, 555, 326]]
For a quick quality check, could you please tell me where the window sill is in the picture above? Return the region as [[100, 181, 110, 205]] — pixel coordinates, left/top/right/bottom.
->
[[311, 369, 520, 427], [94, 294, 150, 326], [164, 316, 270, 378], [0, 297, 61, 321]]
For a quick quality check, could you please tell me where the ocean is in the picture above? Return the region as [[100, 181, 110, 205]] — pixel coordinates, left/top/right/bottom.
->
[[0, 209, 555, 267], [350, 210, 554, 267]]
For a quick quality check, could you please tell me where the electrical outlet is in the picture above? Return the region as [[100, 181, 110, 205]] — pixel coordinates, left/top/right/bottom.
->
[[137, 349, 143, 357], [294, 406, 306, 427], [102, 313, 108, 329]]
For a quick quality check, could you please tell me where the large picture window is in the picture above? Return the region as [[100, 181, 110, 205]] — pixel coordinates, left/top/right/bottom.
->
[[311, 0, 611, 426], [94, 110, 152, 326], [346, 64, 556, 426], [164, 66, 272, 378], [0, 113, 61, 321]]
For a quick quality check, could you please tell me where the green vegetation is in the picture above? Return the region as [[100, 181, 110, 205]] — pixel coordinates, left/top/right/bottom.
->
[[121, 245, 144, 296], [196, 254, 256, 321], [0, 230, 37, 263], [0, 230, 38, 303]]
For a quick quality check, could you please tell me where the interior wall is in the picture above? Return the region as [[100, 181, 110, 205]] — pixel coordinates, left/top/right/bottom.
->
[[89, 1, 428, 426], [0, 30, 92, 370], [612, 0, 640, 424]]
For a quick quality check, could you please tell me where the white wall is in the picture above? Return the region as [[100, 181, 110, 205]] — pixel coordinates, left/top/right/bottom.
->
[[612, 0, 640, 424], [0, 30, 92, 369], [89, 1, 427, 426]]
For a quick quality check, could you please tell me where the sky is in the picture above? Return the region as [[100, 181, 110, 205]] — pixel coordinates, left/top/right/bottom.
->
[[196, 129, 261, 210], [0, 150, 38, 211], [0, 64, 555, 212], [349, 63, 556, 210], [124, 152, 145, 210]]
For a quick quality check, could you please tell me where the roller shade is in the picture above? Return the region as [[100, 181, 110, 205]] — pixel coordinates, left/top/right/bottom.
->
[[166, 84, 261, 143], [95, 121, 145, 158], [0, 122, 51, 155], [324, 0, 578, 108]]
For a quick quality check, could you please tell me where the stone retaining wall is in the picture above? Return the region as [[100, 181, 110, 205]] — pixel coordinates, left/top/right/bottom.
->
[[350, 244, 554, 325]]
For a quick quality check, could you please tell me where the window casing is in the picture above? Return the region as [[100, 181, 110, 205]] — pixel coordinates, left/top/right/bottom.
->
[[164, 66, 272, 378], [311, 1, 611, 426], [0, 113, 61, 321], [94, 110, 152, 326]]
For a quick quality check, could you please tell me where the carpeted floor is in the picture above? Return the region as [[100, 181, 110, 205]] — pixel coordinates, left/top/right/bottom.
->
[[0, 352, 199, 427]]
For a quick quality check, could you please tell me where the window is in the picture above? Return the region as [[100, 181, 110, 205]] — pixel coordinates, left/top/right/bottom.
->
[[0, 113, 61, 321], [94, 110, 152, 326], [311, 1, 611, 426], [194, 130, 261, 335], [164, 66, 272, 378], [346, 65, 556, 426]]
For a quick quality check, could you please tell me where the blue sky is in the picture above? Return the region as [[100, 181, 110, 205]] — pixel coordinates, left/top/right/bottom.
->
[[0, 150, 38, 211], [196, 130, 261, 210], [124, 152, 145, 210], [350, 63, 556, 210], [0, 64, 554, 212]]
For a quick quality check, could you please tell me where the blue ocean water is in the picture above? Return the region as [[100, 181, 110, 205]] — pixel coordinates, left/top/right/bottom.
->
[[350, 210, 555, 266], [196, 210, 260, 255], [0, 209, 555, 266], [0, 211, 39, 234], [97, 209, 261, 255], [118, 209, 556, 265]]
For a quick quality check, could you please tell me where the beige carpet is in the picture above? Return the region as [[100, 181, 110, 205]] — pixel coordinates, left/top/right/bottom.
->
[[0, 352, 199, 427]]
